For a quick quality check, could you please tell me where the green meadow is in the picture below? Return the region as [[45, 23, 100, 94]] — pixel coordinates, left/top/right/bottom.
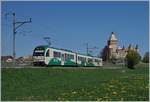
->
[[1, 63, 149, 101]]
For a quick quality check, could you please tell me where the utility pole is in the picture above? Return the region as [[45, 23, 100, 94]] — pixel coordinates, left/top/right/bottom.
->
[[13, 13, 16, 67], [12, 12, 31, 67], [86, 43, 89, 55], [85, 43, 98, 56]]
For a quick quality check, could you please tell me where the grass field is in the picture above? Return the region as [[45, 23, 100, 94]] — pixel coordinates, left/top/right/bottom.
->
[[1, 63, 149, 101]]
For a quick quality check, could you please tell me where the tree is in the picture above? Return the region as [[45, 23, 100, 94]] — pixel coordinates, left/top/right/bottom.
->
[[126, 50, 141, 69], [142, 52, 149, 63], [100, 46, 109, 61]]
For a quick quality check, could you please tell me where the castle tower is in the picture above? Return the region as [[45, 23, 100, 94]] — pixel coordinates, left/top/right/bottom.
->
[[107, 32, 118, 59]]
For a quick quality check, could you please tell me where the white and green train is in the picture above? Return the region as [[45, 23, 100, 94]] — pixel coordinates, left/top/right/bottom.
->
[[33, 45, 102, 67]]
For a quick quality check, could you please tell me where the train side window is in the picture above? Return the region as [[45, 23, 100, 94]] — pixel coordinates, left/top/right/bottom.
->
[[46, 49, 49, 57], [78, 56, 86, 61], [78, 56, 82, 61], [70, 54, 74, 59], [65, 54, 68, 60], [95, 59, 99, 62], [54, 51, 61, 58], [64, 54, 74, 60], [88, 58, 93, 63]]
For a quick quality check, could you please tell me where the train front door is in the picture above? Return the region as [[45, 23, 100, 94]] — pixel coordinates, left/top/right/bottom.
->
[[61, 54, 65, 65], [45, 49, 50, 65]]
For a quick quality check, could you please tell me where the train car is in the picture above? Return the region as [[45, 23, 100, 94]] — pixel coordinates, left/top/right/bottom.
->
[[33, 45, 102, 67]]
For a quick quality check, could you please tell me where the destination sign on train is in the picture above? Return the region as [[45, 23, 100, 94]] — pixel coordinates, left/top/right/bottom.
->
[[34, 50, 44, 52]]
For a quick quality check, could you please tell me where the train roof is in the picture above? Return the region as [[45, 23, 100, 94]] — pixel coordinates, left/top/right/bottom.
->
[[35, 45, 49, 49], [35, 45, 101, 59]]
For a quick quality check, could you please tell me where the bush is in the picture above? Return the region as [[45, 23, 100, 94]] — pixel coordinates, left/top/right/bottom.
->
[[142, 52, 149, 63], [126, 50, 141, 69]]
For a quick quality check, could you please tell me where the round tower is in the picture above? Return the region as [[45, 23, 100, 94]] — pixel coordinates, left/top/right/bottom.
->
[[107, 32, 118, 59], [107, 32, 118, 52]]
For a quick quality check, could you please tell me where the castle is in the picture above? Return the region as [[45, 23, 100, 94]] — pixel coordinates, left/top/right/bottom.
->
[[102, 32, 139, 62]]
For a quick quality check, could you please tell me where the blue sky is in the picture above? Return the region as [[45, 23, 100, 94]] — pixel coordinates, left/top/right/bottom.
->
[[1, 1, 149, 57]]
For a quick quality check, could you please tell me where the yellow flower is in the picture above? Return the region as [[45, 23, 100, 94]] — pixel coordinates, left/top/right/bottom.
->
[[112, 91, 117, 95], [103, 96, 111, 101], [81, 88, 85, 91], [61, 93, 67, 96], [145, 86, 149, 89], [72, 91, 77, 94], [109, 85, 114, 88], [121, 90, 126, 93], [57, 97, 61, 100], [121, 97, 124, 101], [97, 98, 103, 101]]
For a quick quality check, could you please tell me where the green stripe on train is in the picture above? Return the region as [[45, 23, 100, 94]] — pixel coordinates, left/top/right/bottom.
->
[[78, 61, 86, 67], [48, 58, 61, 65], [86, 62, 95, 67], [64, 59, 77, 66]]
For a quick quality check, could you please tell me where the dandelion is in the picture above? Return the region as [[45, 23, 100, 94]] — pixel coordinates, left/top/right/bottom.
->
[[112, 91, 117, 95], [61, 93, 67, 96], [145, 85, 149, 89], [103, 96, 111, 101], [72, 91, 77, 94], [27, 96, 34, 100], [121, 70, 126, 73], [89, 95, 93, 98], [109, 85, 114, 88], [96, 97, 103, 101], [121, 97, 124, 101], [110, 79, 119, 84], [121, 90, 126, 93], [57, 97, 61, 100], [57, 97, 65, 101], [81, 88, 85, 92], [121, 86, 126, 90], [129, 94, 136, 97], [94, 86, 97, 89], [16, 97, 20, 100]]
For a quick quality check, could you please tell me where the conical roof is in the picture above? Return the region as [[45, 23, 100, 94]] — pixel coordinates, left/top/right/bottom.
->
[[109, 32, 117, 41]]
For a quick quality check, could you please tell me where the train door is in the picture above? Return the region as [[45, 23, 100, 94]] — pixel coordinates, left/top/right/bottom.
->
[[61, 53, 65, 65], [45, 49, 50, 65]]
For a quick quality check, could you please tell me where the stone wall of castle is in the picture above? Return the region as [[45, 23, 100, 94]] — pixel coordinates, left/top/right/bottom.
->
[[102, 32, 139, 61]]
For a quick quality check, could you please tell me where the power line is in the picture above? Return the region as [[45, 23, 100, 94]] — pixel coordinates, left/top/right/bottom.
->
[[12, 12, 32, 67], [85, 43, 98, 56], [43, 37, 51, 47]]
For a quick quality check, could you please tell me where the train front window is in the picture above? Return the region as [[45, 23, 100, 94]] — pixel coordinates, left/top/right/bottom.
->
[[33, 52, 44, 56], [33, 50, 45, 56]]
